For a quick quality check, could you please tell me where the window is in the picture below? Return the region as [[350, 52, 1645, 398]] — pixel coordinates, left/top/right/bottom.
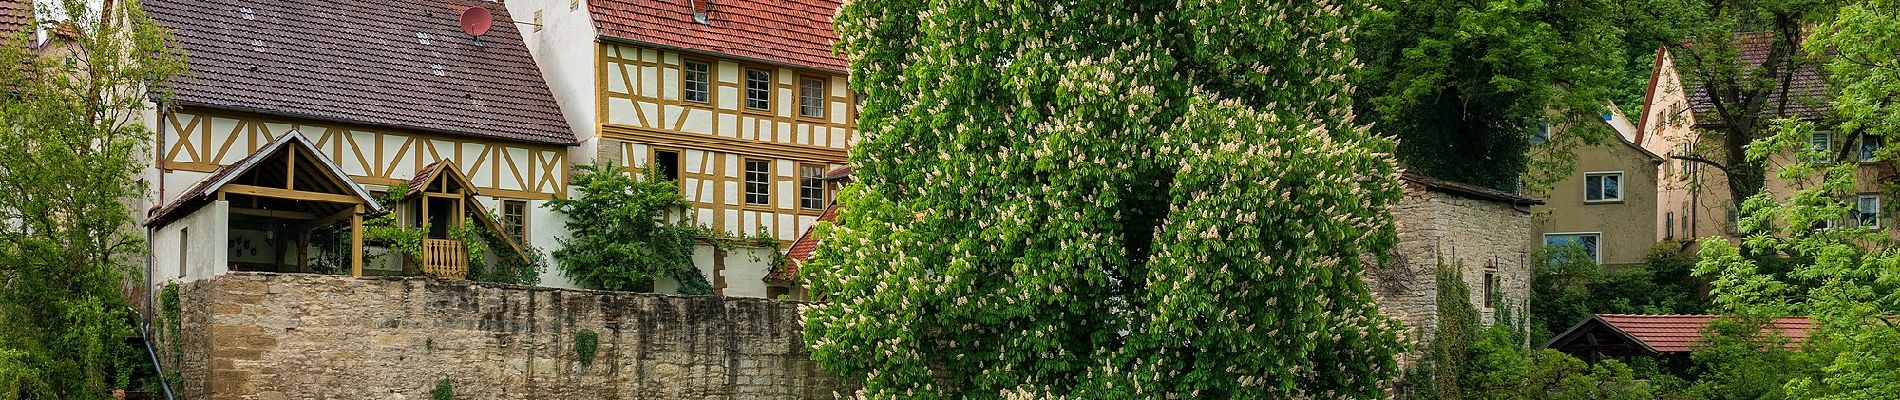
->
[[1544, 233, 1602, 264], [1482, 270, 1498, 309], [1529, 122, 1550, 144], [178, 227, 188, 277], [1859, 195, 1880, 228], [744, 159, 770, 205], [744, 68, 772, 110], [651, 149, 681, 183], [799, 76, 826, 118], [682, 61, 710, 103], [501, 200, 528, 242], [1863, 136, 1882, 162], [1584, 172, 1622, 202], [1665, 212, 1675, 240], [799, 164, 826, 210], [1679, 143, 1694, 177], [1811, 132, 1834, 163], [1727, 207, 1742, 233]]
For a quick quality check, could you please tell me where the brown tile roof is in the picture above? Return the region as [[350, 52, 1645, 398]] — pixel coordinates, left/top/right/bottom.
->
[[143, 0, 576, 145], [1399, 171, 1544, 206], [0, 0, 31, 42], [1594, 314, 1811, 353], [766, 204, 839, 284], [823, 165, 854, 180], [590, 0, 846, 73], [1683, 32, 1830, 126]]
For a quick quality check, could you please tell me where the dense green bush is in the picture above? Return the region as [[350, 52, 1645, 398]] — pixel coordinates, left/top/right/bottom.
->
[[1407, 263, 1654, 400], [545, 163, 708, 294], [1529, 243, 1710, 343]]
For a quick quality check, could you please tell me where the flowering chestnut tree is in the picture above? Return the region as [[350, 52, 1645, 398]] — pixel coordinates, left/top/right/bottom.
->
[[800, 0, 1405, 397]]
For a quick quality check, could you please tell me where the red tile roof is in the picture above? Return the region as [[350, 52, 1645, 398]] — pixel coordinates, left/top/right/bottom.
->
[[1595, 314, 1812, 353], [0, 0, 31, 42], [766, 204, 839, 283], [823, 165, 854, 180], [1683, 32, 1829, 126], [590, 0, 846, 73], [142, 0, 576, 145]]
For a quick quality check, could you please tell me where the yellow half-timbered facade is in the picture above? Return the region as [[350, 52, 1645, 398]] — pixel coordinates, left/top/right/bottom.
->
[[512, 0, 857, 296], [596, 42, 853, 242]]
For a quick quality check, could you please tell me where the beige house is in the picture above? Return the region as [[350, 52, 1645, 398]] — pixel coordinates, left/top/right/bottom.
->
[[1532, 109, 1664, 267], [1638, 35, 1879, 243]]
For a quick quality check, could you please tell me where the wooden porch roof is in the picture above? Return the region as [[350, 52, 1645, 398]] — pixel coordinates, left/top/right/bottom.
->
[[146, 130, 384, 228]]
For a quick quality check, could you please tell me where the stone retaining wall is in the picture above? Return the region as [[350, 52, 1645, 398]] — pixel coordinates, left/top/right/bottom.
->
[[158, 273, 846, 399]]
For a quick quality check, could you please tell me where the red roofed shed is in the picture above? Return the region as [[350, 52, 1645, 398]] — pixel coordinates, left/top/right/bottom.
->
[[1545, 314, 1811, 362]]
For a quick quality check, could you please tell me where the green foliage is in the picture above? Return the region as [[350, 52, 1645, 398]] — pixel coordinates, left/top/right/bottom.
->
[[1408, 263, 1654, 400], [573, 329, 599, 366], [1678, 316, 1804, 400], [546, 163, 705, 294], [1355, 0, 1628, 192], [362, 214, 426, 262], [1684, 3, 1900, 395], [0, 0, 186, 397], [806, 0, 1405, 396], [431, 378, 453, 400]]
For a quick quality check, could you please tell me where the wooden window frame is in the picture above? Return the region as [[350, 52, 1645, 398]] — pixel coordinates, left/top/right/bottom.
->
[[797, 74, 828, 121], [798, 163, 826, 212], [682, 59, 713, 104], [648, 146, 685, 194], [501, 199, 529, 242], [743, 158, 772, 207], [1482, 270, 1498, 309], [742, 67, 774, 113]]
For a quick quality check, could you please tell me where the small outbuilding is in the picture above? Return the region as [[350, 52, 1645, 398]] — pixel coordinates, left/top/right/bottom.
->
[[1544, 314, 1812, 362]]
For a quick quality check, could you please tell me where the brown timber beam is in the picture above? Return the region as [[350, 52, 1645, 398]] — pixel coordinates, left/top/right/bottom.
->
[[222, 184, 363, 204]]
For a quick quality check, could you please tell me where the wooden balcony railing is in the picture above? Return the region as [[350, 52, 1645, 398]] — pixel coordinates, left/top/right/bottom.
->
[[421, 238, 468, 279]]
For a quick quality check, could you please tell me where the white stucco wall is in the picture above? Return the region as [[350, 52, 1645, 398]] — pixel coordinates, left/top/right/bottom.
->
[[507, 0, 601, 165], [150, 201, 229, 285]]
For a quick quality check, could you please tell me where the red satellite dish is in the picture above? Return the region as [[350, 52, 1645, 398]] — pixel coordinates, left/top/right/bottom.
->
[[459, 6, 493, 37]]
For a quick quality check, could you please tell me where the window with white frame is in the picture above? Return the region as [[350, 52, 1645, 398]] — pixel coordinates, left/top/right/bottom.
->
[[1859, 195, 1881, 228], [1811, 132, 1834, 163], [744, 159, 771, 205], [1544, 233, 1601, 264], [799, 164, 826, 210], [1584, 172, 1622, 202], [683, 60, 710, 103], [799, 76, 826, 118], [744, 68, 772, 110]]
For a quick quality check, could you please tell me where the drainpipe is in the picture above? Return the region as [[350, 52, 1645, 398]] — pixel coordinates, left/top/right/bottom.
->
[[145, 101, 168, 330]]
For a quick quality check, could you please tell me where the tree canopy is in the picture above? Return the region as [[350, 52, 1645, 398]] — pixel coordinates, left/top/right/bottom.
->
[[1355, 0, 1632, 192], [801, 0, 1406, 397], [0, 0, 185, 396]]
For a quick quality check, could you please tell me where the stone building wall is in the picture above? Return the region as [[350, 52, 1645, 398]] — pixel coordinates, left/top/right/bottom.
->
[[1367, 182, 1535, 361], [156, 273, 847, 399]]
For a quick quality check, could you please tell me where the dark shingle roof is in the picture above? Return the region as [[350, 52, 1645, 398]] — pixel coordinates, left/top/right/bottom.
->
[[1684, 32, 1829, 126], [1399, 172, 1543, 206], [143, 0, 575, 145], [591, 0, 846, 72]]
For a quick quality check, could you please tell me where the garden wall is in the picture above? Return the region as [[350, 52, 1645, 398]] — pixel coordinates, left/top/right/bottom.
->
[[158, 272, 847, 399]]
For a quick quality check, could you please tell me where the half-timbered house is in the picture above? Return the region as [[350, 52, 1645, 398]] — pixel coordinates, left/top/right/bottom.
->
[[139, 0, 578, 286], [510, 0, 855, 297]]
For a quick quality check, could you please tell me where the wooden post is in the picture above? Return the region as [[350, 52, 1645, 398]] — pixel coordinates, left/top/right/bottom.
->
[[351, 204, 364, 277], [297, 231, 310, 273], [285, 148, 296, 189]]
